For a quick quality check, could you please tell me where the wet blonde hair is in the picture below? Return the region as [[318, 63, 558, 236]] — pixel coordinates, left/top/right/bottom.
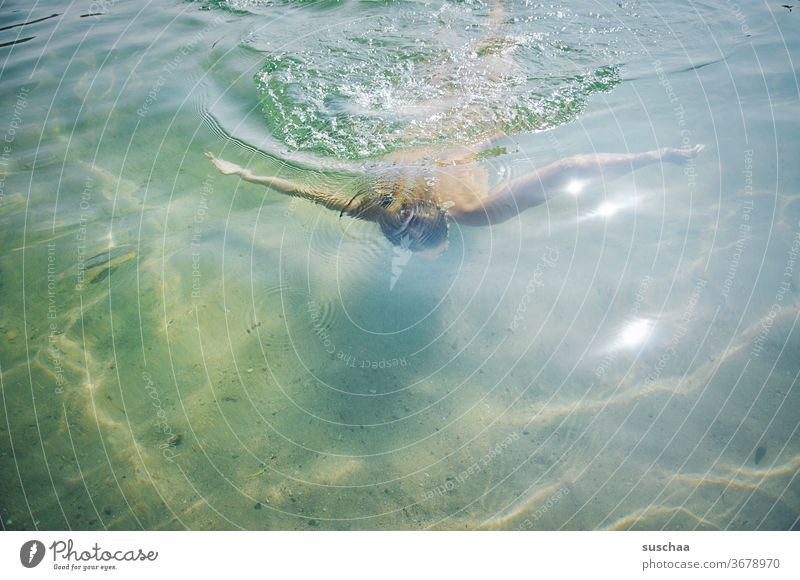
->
[[341, 177, 450, 252]]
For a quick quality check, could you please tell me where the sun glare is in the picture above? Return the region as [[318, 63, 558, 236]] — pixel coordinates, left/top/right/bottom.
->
[[618, 319, 652, 348]]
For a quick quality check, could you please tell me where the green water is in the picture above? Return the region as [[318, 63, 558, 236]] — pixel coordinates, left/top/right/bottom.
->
[[0, 0, 798, 530]]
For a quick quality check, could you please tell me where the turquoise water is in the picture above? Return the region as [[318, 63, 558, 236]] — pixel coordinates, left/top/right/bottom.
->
[[0, 0, 798, 530]]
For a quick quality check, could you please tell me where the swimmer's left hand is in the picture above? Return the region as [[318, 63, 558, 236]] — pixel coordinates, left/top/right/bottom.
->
[[206, 151, 244, 175]]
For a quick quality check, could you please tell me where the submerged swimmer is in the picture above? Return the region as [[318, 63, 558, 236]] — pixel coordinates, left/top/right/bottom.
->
[[206, 143, 704, 259]]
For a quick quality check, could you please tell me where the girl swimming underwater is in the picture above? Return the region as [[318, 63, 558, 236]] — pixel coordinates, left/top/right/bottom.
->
[[206, 143, 704, 259]]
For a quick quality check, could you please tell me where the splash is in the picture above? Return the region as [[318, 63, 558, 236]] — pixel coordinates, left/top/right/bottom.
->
[[252, 2, 624, 159]]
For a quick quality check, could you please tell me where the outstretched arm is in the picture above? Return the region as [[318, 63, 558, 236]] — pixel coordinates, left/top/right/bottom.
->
[[450, 145, 704, 226], [206, 152, 372, 219]]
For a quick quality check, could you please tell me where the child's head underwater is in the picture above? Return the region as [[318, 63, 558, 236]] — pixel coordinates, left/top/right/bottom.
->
[[377, 197, 450, 255], [342, 186, 451, 256]]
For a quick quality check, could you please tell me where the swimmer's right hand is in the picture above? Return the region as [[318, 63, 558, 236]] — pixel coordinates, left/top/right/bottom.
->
[[205, 151, 243, 175], [659, 144, 705, 164]]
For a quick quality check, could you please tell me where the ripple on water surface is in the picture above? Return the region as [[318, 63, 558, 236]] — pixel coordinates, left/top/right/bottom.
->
[[242, 284, 339, 354]]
